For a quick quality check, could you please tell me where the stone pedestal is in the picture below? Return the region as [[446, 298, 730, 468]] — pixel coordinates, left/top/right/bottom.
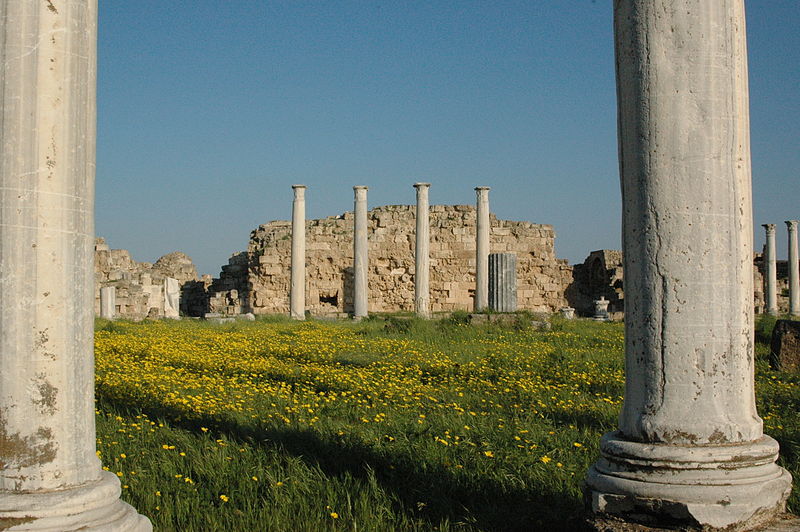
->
[[0, 2, 150, 529], [100, 287, 117, 320], [787, 220, 799, 316], [474, 187, 490, 311], [488, 253, 516, 312], [560, 307, 575, 319], [763, 224, 778, 315], [585, 2, 792, 530], [593, 296, 610, 321], [290, 185, 306, 320], [414, 183, 431, 318], [353, 186, 368, 318]]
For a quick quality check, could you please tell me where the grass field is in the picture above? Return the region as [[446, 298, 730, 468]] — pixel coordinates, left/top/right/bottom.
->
[[94, 314, 799, 531]]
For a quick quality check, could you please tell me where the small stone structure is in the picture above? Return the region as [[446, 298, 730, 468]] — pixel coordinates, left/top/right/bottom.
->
[[94, 237, 203, 319], [566, 250, 624, 319], [770, 320, 800, 372], [488, 252, 517, 312], [592, 296, 610, 321]]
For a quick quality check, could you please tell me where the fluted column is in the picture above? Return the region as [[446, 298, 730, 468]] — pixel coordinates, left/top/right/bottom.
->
[[787, 220, 799, 316], [474, 187, 490, 311], [488, 253, 516, 312], [763, 224, 778, 315], [290, 185, 306, 320], [353, 186, 368, 319], [0, 2, 150, 529], [414, 183, 431, 318], [585, 2, 791, 529]]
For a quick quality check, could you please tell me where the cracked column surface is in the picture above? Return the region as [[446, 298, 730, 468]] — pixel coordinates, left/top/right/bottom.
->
[[474, 187, 490, 312], [763, 224, 778, 315], [413, 183, 430, 318], [290, 185, 306, 320], [585, 1, 792, 530], [353, 186, 368, 318], [787, 220, 799, 316], [0, 1, 151, 529]]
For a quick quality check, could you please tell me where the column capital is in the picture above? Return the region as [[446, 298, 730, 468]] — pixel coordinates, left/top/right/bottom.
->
[[786, 220, 799, 230], [475, 186, 490, 191], [353, 185, 368, 190], [763, 223, 776, 234], [413, 182, 431, 189]]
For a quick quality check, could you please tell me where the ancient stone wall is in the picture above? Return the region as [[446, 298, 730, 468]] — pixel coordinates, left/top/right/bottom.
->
[[566, 250, 624, 318], [94, 238, 203, 319], [231, 204, 572, 316]]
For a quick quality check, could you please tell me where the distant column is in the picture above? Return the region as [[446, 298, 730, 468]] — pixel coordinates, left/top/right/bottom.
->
[[353, 186, 369, 319], [290, 185, 306, 320], [414, 183, 431, 318], [763, 224, 778, 315], [586, 2, 791, 529], [100, 286, 117, 320], [488, 253, 517, 312], [474, 187, 490, 311], [0, 1, 150, 529], [788, 220, 800, 316]]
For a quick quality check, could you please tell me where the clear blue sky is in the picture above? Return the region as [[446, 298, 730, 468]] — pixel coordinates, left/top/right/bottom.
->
[[97, 2, 799, 277]]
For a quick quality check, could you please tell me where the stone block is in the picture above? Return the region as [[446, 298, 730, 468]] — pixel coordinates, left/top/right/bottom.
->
[[770, 319, 800, 371]]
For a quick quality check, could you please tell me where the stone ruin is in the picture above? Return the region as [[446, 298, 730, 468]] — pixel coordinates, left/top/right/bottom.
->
[[216, 204, 574, 316]]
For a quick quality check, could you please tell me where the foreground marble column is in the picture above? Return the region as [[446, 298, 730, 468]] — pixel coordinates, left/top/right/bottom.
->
[[100, 287, 117, 320], [586, 2, 792, 530], [763, 224, 778, 315], [488, 253, 516, 312], [787, 220, 799, 316], [290, 185, 306, 320], [353, 186, 369, 319], [0, 2, 151, 529], [474, 187, 490, 311], [414, 183, 431, 318]]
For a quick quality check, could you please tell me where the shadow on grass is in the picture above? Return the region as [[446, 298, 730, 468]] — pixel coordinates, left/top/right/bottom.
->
[[98, 392, 589, 532]]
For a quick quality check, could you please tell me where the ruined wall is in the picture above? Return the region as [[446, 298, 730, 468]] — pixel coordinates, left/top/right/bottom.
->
[[94, 238, 203, 319], [230, 204, 572, 316], [566, 250, 624, 318]]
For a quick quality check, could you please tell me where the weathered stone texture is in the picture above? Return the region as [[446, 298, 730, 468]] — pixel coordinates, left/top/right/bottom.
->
[[94, 238, 200, 319], [770, 319, 800, 372], [237, 205, 571, 315]]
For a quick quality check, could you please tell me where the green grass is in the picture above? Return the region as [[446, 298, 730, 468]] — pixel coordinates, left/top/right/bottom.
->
[[94, 315, 799, 531]]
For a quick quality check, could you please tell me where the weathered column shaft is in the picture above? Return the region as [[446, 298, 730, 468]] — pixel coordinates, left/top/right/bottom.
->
[[100, 287, 116, 320], [763, 224, 778, 315], [414, 183, 431, 318], [474, 187, 490, 311], [0, 1, 150, 528], [353, 186, 368, 318], [586, 1, 791, 529], [787, 220, 799, 316], [488, 253, 517, 312], [290, 185, 306, 320]]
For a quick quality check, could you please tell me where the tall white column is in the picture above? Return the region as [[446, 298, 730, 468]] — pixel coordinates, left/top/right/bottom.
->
[[414, 183, 431, 318], [586, 2, 791, 529], [474, 187, 490, 311], [290, 185, 306, 320], [787, 220, 800, 316], [0, 2, 150, 529], [763, 224, 778, 315], [353, 186, 369, 319]]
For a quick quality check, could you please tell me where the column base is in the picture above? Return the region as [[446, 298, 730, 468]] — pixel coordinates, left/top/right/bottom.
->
[[585, 432, 792, 531], [0, 471, 151, 531]]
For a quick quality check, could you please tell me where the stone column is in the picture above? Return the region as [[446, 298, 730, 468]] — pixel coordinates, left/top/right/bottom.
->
[[0, 2, 151, 529], [100, 287, 117, 320], [474, 187, 490, 311], [787, 220, 799, 316], [488, 253, 516, 312], [763, 224, 778, 315], [414, 183, 431, 318], [353, 186, 369, 319], [586, 2, 792, 530], [290, 185, 306, 320]]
